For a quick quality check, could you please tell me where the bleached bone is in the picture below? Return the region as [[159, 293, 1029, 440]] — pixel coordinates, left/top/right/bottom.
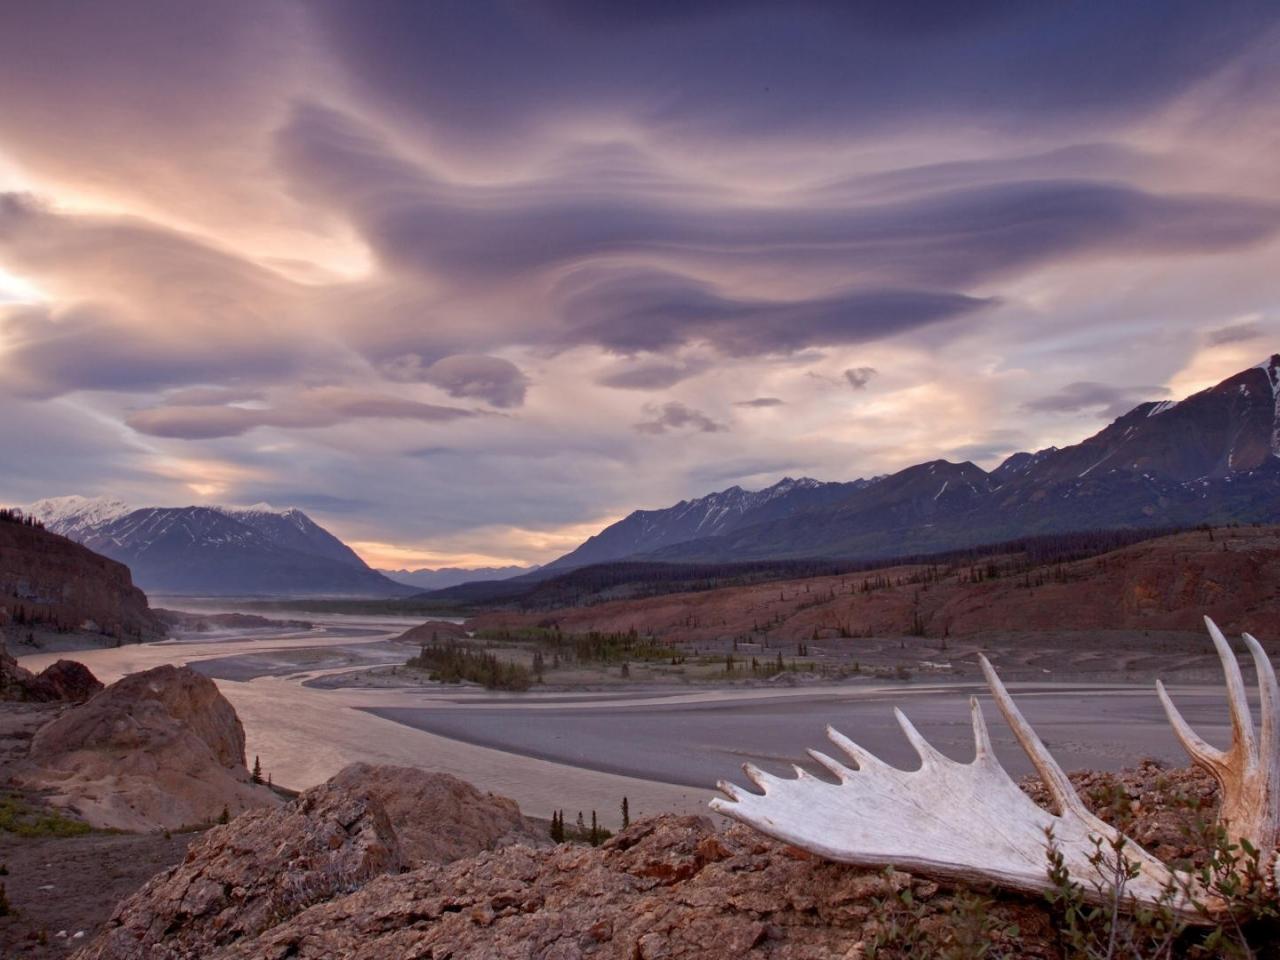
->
[[711, 617, 1280, 918]]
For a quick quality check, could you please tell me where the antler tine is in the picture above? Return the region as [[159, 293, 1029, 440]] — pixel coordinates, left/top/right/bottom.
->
[[894, 708, 947, 768], [1205, 616, 1257, 761], [979, 654, 1088, 819], [1157, 679, 1228, 774], [826, 724, 890, 773], [806, 748, 853, 781], [968, 696, 994, 761], [1242, 632, 1279, 769]]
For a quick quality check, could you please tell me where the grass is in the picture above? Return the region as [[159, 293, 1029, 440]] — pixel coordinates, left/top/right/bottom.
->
[[0, 793, 91, 837]]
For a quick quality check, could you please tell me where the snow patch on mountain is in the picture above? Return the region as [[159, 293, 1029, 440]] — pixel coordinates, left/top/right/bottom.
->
[[26, 495, 133, 539], [1261, 354, 1280, 456]]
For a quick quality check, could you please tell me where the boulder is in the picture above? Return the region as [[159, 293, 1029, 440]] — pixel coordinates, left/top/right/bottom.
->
[[328, 762, 546, 865], [0, 641, 102, 702], [34, 658, 104, 702], [20, 664, 278, 830], [77, 781, 405, 960]]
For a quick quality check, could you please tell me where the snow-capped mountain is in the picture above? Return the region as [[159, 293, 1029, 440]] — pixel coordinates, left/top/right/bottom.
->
[[548, 355, 1280, 567], [26, 495, 132, 542], [27, 499, 412, 597]]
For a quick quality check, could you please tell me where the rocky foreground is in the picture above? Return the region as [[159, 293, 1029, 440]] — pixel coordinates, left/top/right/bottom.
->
[[69, 761, 1223, 960], [0, 649, 1264, 959]]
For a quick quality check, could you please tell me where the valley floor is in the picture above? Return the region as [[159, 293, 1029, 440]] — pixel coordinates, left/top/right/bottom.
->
[[15, 612, 1252, 829]]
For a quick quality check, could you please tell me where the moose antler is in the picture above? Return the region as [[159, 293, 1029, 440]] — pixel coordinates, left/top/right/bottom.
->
[[710, 617, 1279, 919]]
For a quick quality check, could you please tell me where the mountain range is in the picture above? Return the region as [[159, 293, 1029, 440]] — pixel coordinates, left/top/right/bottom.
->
[[543, 354, 1280, 570], [25, 497, 413, 597], [377, 565, 538, 591]]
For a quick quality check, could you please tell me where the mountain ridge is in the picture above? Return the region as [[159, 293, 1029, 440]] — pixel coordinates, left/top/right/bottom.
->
[[26, 499, 411, 598], [546, 355, 1280, 568]]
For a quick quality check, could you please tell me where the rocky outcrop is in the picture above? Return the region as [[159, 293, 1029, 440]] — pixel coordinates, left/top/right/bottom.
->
[[328, 762, 545, 865], [74, 762, 1218, 960], [78, 781, 405, 960], [0, 514, 163, 643], [20, 664, 278, 830], [30, 658, 104, 702], [83, 815, 1048, 960], [0, 641, 102, 702]]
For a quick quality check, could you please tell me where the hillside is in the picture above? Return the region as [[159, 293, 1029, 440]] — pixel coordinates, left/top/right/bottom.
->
[[545, 355, 1280, 568], [0, 510, 163, 643], [469, 524, 1280, 643], [27, 497, 412, 597]]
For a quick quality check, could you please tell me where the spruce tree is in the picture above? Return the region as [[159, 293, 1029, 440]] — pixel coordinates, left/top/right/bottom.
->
[[621, 796, 630, 829], [251, 755, 263, 785]]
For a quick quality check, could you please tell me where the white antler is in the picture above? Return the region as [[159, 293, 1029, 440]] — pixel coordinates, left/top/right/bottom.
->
[[1157, 616, 1280, 886], [711, 618, 1280, 917]]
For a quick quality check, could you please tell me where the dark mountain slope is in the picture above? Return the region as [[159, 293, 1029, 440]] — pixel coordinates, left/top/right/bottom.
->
[[550, 355, 1280, 566]]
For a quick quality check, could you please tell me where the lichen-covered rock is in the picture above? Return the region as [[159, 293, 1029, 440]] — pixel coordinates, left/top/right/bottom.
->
[[73, 764, 1216, 959], [328, 762, 546, 865], [19, 664, 278, 830], [76, 781, 406, 960], [175, 816, 1048, 960]]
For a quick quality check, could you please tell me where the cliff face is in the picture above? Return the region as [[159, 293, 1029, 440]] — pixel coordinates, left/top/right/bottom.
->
[[0, 516, 162, 642]]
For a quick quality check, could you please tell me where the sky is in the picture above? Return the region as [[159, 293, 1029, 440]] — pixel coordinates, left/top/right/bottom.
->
[[2, 1, 1279, 570]]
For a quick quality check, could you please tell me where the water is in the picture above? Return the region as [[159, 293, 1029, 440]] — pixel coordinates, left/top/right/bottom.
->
[[17, 610, 1236, 827]]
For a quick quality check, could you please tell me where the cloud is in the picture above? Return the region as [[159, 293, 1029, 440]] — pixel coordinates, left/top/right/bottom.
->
[[0, 196, 331, 398], [733, 397, 785, 408], [1022, 381, 1171, 419], [1206, 322, 1264, 346], [312, 3, 1280, 152], [844, 366, 877, 389], [162, 386, 267, 406], [125, 388, 475, 439], [380, 353, 529, 408], [555, 267, 993, 356], [634, 401, 727, 435], [596, 355, 712, 390], [279, 106, 1280, 295]]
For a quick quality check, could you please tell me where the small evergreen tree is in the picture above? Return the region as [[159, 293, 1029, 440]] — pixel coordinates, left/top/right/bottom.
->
[[251, 755, 263, 785], [589, 810, 600, 847], [621, 796, 630, 829], [217, 806, 230, 825]]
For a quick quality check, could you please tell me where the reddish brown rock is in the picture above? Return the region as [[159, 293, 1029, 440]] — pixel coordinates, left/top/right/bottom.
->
[[206, 815, 1051, 960], [74, 764, 1218, 959], [0, 517, 162, 642], [32, 658, 104, 702], [0, 641, 101, 702], [19, 664, 278, 830], [328, 762, 546, 865], [76, 781, 406, 960]]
